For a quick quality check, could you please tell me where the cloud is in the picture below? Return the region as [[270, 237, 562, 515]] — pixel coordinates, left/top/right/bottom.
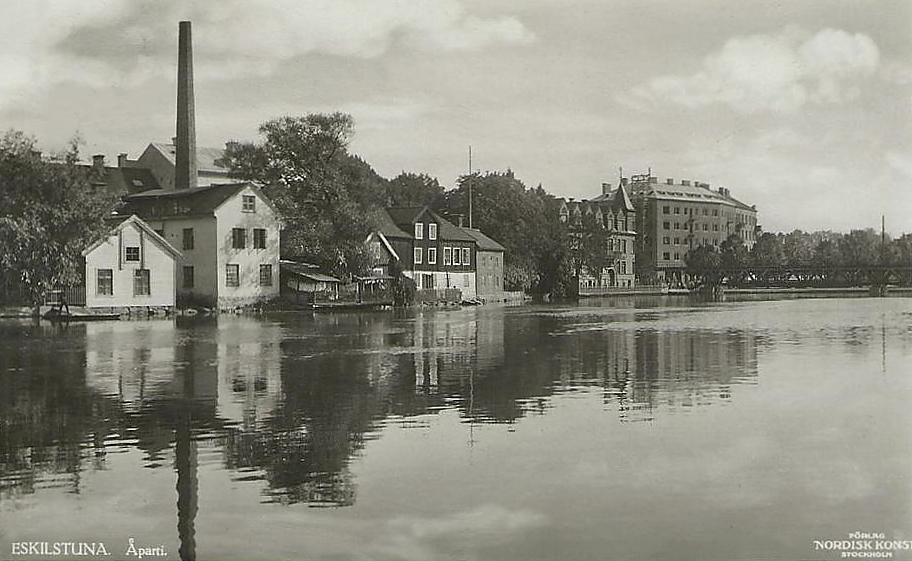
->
[[389, 504, 547, 540], [621, 28, 880, 113], [0, 0, 534, 107]]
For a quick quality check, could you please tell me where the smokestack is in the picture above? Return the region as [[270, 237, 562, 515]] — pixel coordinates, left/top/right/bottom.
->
[[601, 182, 611, 195], [117, 153, 128, 167], [175, 21, 198, 190], [92, 154, 105, 170]]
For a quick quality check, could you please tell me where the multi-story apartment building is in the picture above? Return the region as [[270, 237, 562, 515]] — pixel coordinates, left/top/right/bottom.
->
[[556, 183, 637, 290], [626, 174, 759, 285]]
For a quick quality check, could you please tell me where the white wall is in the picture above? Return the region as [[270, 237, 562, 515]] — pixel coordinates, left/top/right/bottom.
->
[[84, 221, 177, 308], [215, 185, 281, 306], [406, 270, 476, 298], [144, 216, 218, 303]]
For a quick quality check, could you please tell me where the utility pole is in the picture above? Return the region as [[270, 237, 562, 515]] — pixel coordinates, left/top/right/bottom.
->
[[468, 146, 473, 229]]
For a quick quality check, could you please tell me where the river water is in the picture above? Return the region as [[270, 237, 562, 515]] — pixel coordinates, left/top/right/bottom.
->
[[1, 297, 911, 560]]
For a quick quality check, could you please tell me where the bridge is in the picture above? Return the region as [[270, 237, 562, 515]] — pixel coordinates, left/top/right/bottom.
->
[[692, 263, 912, 289]]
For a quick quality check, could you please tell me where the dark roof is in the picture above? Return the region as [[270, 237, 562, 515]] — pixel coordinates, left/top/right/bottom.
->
[[462, 227, 506, 252], [280, 262, 340, 283], [149, 143, 230, 174], [121, 183, 248, 218], [84, 165, 161, 195], [386, 206, 428, 226], [379, 207, 475, 242], [375, 209, 412, 239]]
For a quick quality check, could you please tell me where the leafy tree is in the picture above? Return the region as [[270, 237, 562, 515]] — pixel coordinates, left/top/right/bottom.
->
[[0, 130, 119, 307], [781, 229, 814, 266], [219, 113, 380, 277], [887, 233, 912, 268], [838, 229, 881, 267], [386, 172, 444, 208], [684, 244, 723, 287], [719, 234, 748, 286], [750, 232, 785, 268]]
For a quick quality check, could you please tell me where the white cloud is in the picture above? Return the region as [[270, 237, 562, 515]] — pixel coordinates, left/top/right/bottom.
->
[[621, 28, 880, 113], [0, 0, 534, 107]]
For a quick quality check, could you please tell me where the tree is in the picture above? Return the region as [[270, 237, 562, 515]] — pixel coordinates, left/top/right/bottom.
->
[[750, 232, 784, 268], [684, 245, 723, 287], [386, 172, 444, 208], [0, 130, 119, 307], [719, 234, 748, 286], [218, 113, 379, 277]]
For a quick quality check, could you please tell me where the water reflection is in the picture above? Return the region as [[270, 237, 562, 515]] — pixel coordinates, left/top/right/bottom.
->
[[0, 308, 762, 532]]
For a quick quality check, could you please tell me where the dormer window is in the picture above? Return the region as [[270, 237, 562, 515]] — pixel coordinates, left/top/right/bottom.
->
[[242, 195, 256, 213], [428, 223, 437, 240], [414, 222, 423, 239]]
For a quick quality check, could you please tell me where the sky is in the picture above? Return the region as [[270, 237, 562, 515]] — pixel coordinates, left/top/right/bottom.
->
[[1, 0, 910, 234]]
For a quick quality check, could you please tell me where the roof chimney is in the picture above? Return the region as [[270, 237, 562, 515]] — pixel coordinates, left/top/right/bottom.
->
[[601, 182, 612, 195], [117, 153, 128, 167], [92, 154, 105, 170], [175, 21, 198, 190], [681, 179, 691, 186], [620, 177, 628, 186], [648, 176, 657, 184], [666, 178, 673, 185]]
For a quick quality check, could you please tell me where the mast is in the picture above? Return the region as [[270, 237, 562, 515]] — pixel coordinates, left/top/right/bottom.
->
[[468, 146, 473, 229]]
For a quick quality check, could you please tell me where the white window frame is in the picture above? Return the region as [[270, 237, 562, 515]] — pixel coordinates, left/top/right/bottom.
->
[[428, 247, 437, 265], [242, 195, 256, 213], [452, 247, 460, 266], [414, 222, 423, 240], [414, 247, 423, 264], [444, 247, 452, 265], [428, 223, 437, 240], [461, 247, 470, 266]]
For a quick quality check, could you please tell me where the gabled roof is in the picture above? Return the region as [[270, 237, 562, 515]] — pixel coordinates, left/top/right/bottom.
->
[[148, 143, 230, 174], [83, 215, 182, 258], [462, 227, 506, 252], [121, 182, 282, 221], [122, 183, 247, 217], [615, 184, 635, 212], [380, 206, 475, 242]]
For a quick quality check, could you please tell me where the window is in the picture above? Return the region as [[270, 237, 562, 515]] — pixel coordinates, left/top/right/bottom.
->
[[414, 247, 423, 264], [621, 261, 626, 274], [702, 223, 708, 231], [674, 252, 680, 260], [461, 247, 470, 266], [259, 264, 273, 287], [133, 269, 150, 296], [232, 228, 246, 249], [428, 223, 437, 240], [663, 206, 670, 214], [663, 236, 670, 244], [414, 222, 423, 240], [97, 269, 113, 295], [452, 247, 460, 266], [423, 273, 435, 289], [242, 195, 256, 213], [182, 228, 194, 250], [674, 207, 680, 214], [713, 224, 719, 231], [253, 228, 267, 249], [713, 209, 718, 216], [226, 264, 240, 287], [674, 237, 680, 245], [663, 221, 670, 230], [428, 247, 437, 265], [125, 246, 140, 262], [663, 252, 670, 260], [444, 247, 452, 265], [703, 208, 709, 216], [183, 266, 194, 289], [674, 222, 680, 230]]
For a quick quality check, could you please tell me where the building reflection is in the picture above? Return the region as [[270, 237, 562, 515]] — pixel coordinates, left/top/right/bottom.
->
[[0, 308, 759, 532]]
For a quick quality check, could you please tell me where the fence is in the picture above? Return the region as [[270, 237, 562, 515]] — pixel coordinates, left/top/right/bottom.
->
[[0, 280, 86, 307]]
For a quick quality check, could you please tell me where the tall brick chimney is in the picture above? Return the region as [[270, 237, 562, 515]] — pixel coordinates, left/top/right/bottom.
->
[[175, 21, 198, 190]]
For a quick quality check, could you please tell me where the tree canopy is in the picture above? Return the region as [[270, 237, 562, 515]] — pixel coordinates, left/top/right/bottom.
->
[[0, 130, 119, 306]]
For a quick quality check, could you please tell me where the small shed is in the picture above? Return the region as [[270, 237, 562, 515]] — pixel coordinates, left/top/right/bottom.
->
[[280, 261, 342, 304]]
